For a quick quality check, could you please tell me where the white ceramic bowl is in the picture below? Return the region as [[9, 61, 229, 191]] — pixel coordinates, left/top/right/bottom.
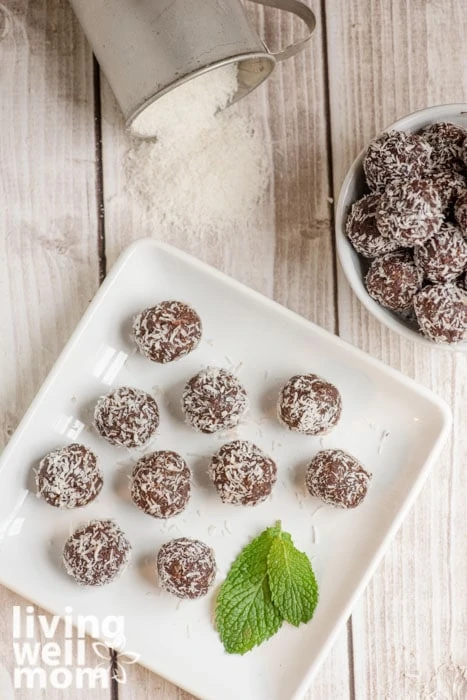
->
[[335, 103, 467, 350]]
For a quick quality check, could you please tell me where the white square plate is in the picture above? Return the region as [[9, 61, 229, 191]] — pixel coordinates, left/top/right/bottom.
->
[[0, 239, 451, 700]]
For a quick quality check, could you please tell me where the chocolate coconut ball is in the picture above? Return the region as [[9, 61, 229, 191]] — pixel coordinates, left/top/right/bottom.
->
[[414, 283, 467, 344], [365, 251, 423, 312], [130, 451, 191, 519], [305, 449, 371, 509], [63, 519, 131, 586], [133, 300, 202, 363], [363, 131, 432, 192], [182, 367, 248, 434], [376, 179, 443, 247], [157, 538, 216, 599], [94, 386, 159, 448], [462, 137, 467, 169], [209, 440, 277, 506], [429, 170, 466, 211], [277, 374, 342, 436], [36, 443, 103, 509], [421, 121, 467, 172], [346, 194, 400, 258], [454, 190, 467, 236], [414, 223, 467, 283]]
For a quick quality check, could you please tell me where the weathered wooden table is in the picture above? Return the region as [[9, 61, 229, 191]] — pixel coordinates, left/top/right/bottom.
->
[[0, 1, 465, 698]]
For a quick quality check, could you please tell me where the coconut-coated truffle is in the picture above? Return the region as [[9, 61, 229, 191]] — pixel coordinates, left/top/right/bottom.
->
[[414, 283, 467, 344], [94, 386, 159, 448], [36, 444, 103, 509], [429, 170, 466, 211], [63, 520, 131, 586], [182, 367, 248, 433], [133, 300, 202, 363], [454, 190, 467, 236], [209, 440, 277, 506], [363, 131, 432, 192], [130, 451, 191, 518], [421, 121, 467, 172], [414, 223, 467, 283], [376, 179, 443, 247], [346, 194, 400, 258], [277, 374, 342, 436], [157, 538, 216, 599], [305, 449, 371, 509], [365, 251, 423, 311]]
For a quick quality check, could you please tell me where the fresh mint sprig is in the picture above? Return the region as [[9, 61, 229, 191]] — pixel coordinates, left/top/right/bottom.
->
[[267, 529, 318, 627], [215, 521, 318, 654]]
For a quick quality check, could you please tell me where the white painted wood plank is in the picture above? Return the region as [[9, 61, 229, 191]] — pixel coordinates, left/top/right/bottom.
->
[[326, 0, 467, 697], [0, 1, 108, 698]]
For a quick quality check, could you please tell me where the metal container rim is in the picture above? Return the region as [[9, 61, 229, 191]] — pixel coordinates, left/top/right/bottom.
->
[[125, 51, 276, 137]]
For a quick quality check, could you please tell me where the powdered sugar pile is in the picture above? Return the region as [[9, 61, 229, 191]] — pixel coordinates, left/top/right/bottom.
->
[[125, 64, 271, 236]]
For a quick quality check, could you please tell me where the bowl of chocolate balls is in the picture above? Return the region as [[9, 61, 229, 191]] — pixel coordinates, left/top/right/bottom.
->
[[336, 104, 467, 349]]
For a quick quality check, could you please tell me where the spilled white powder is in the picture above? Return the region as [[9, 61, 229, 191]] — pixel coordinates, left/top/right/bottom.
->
[[130, 64, 239, 140], [125, 64, 271, 236]]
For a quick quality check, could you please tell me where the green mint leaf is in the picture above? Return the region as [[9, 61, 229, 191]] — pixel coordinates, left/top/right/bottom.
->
[[267, 532, 318, 627], [215, 523, 283, 654]]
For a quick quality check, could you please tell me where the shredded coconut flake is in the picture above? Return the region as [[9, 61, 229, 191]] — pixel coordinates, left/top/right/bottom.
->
[[125, 64, 271, 237], [311, 505, 325, 519], [130, 64, 238, 140], [377, 430, 390, 455]]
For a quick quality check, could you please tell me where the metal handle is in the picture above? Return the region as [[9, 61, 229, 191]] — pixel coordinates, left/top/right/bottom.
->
[[248, 0, 316, 61]]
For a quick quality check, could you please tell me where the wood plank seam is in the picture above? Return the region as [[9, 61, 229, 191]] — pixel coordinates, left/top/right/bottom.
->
[[319, 0, 340, 338], [93, 50, 117, 700], [320, 2, 354, 699], [93, 56, 107, 284]]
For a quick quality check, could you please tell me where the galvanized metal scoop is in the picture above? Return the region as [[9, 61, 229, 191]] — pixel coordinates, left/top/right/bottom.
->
[[69, 0, 316, 136]]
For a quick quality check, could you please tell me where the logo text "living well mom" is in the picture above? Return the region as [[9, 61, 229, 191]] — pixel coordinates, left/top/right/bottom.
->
[[12, 605, 136, 690]]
